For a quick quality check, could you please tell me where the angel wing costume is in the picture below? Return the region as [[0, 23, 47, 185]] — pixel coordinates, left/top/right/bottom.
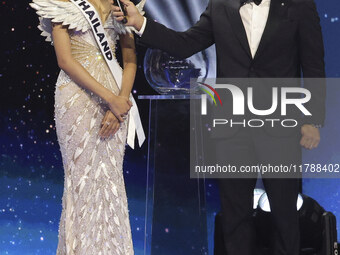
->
[[30, 0, 145, 254]]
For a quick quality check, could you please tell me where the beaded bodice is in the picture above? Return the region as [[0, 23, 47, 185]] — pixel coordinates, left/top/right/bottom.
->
[[55, 29, 119, 92]]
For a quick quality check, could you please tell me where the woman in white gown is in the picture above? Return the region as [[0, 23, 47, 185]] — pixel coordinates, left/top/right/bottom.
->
[[30, 0, 145, 254]]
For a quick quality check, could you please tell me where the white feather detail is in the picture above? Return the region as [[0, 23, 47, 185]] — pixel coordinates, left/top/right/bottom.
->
[[82, 131, 91, 148], [96, 203, 102, 221], [112, 237, 119, 246], [109, 202, 115, 212], [89, 210, 94, 221], [90, 117, 96, 130], [102, 163, 110, 179], [66, 178, 72, 189], [74, 147, 83, 161], [106, 143, 117, 167], [104, 209, 108, 223], [109, 155, 117, 168], [30, 0, 147, 44], [72, 239, 77, 250], [95, 188, 100, 202], [95, 164, 101, 179], [96, 230, 101, 242], [79, 177, 86, 194], [111, 185, 118, 197], [113, 215, 120, 226], [30, 0, 90, 42], [84, 165, 91, 176], [104, 189, 109, 201], [80, 204, 86, 213]]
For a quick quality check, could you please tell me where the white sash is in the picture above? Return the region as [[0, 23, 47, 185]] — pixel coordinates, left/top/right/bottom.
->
[[70, 0, 145, 149]]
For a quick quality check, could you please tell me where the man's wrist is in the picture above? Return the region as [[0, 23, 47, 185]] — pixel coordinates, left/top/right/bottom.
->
[[134, 15, 145, 31], [135, 17, 147, 37], [303, 123, 323, 129], [311, 124, 322, 129]]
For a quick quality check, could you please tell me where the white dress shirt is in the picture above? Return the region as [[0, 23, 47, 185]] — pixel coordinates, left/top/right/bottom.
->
[[240, 0, 271, 58], [136, 0, 271, 59]]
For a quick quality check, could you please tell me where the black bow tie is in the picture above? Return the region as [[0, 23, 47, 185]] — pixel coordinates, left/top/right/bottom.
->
[[240, 0, 263, 6]]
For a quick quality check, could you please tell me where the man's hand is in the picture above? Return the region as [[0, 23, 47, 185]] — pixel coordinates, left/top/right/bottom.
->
[[300, 124, 321, 150], [112, 0, 144, 30], [99, 110, 121, 139]]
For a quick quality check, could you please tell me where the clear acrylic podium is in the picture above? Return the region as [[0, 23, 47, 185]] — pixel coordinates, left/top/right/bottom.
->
[[138, 95, 208, 255]]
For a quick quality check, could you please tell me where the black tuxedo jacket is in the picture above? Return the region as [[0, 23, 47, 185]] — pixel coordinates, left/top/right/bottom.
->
[[139, 0, 326, 137]]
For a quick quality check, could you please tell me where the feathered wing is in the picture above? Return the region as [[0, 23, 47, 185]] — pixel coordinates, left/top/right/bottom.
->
[[30, 0, 147, 41], [110, 0, 147, 35], [29, 0, 90, 42], [136, 0, 146, 15]]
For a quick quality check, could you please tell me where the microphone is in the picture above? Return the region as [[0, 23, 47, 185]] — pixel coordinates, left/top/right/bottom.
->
[[114, 0, 128, 24]]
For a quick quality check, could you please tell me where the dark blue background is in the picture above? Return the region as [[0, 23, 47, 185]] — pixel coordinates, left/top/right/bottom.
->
[[0, 0, 339, 254]]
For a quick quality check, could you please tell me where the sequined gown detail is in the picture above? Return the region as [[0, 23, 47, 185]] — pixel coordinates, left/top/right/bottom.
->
[[30, 0, 147, 251], [50, 18, 134, 255], [55, 22, 134, 255], [54, 28, 134, 255], [28, 5, 136, 254]]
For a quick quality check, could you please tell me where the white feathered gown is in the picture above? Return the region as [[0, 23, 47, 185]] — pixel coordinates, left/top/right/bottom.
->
[[30, 0, 145, 254]]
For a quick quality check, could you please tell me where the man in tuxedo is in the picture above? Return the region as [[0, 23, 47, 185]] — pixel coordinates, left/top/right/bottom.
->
[[114, 0, 326, 254]]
